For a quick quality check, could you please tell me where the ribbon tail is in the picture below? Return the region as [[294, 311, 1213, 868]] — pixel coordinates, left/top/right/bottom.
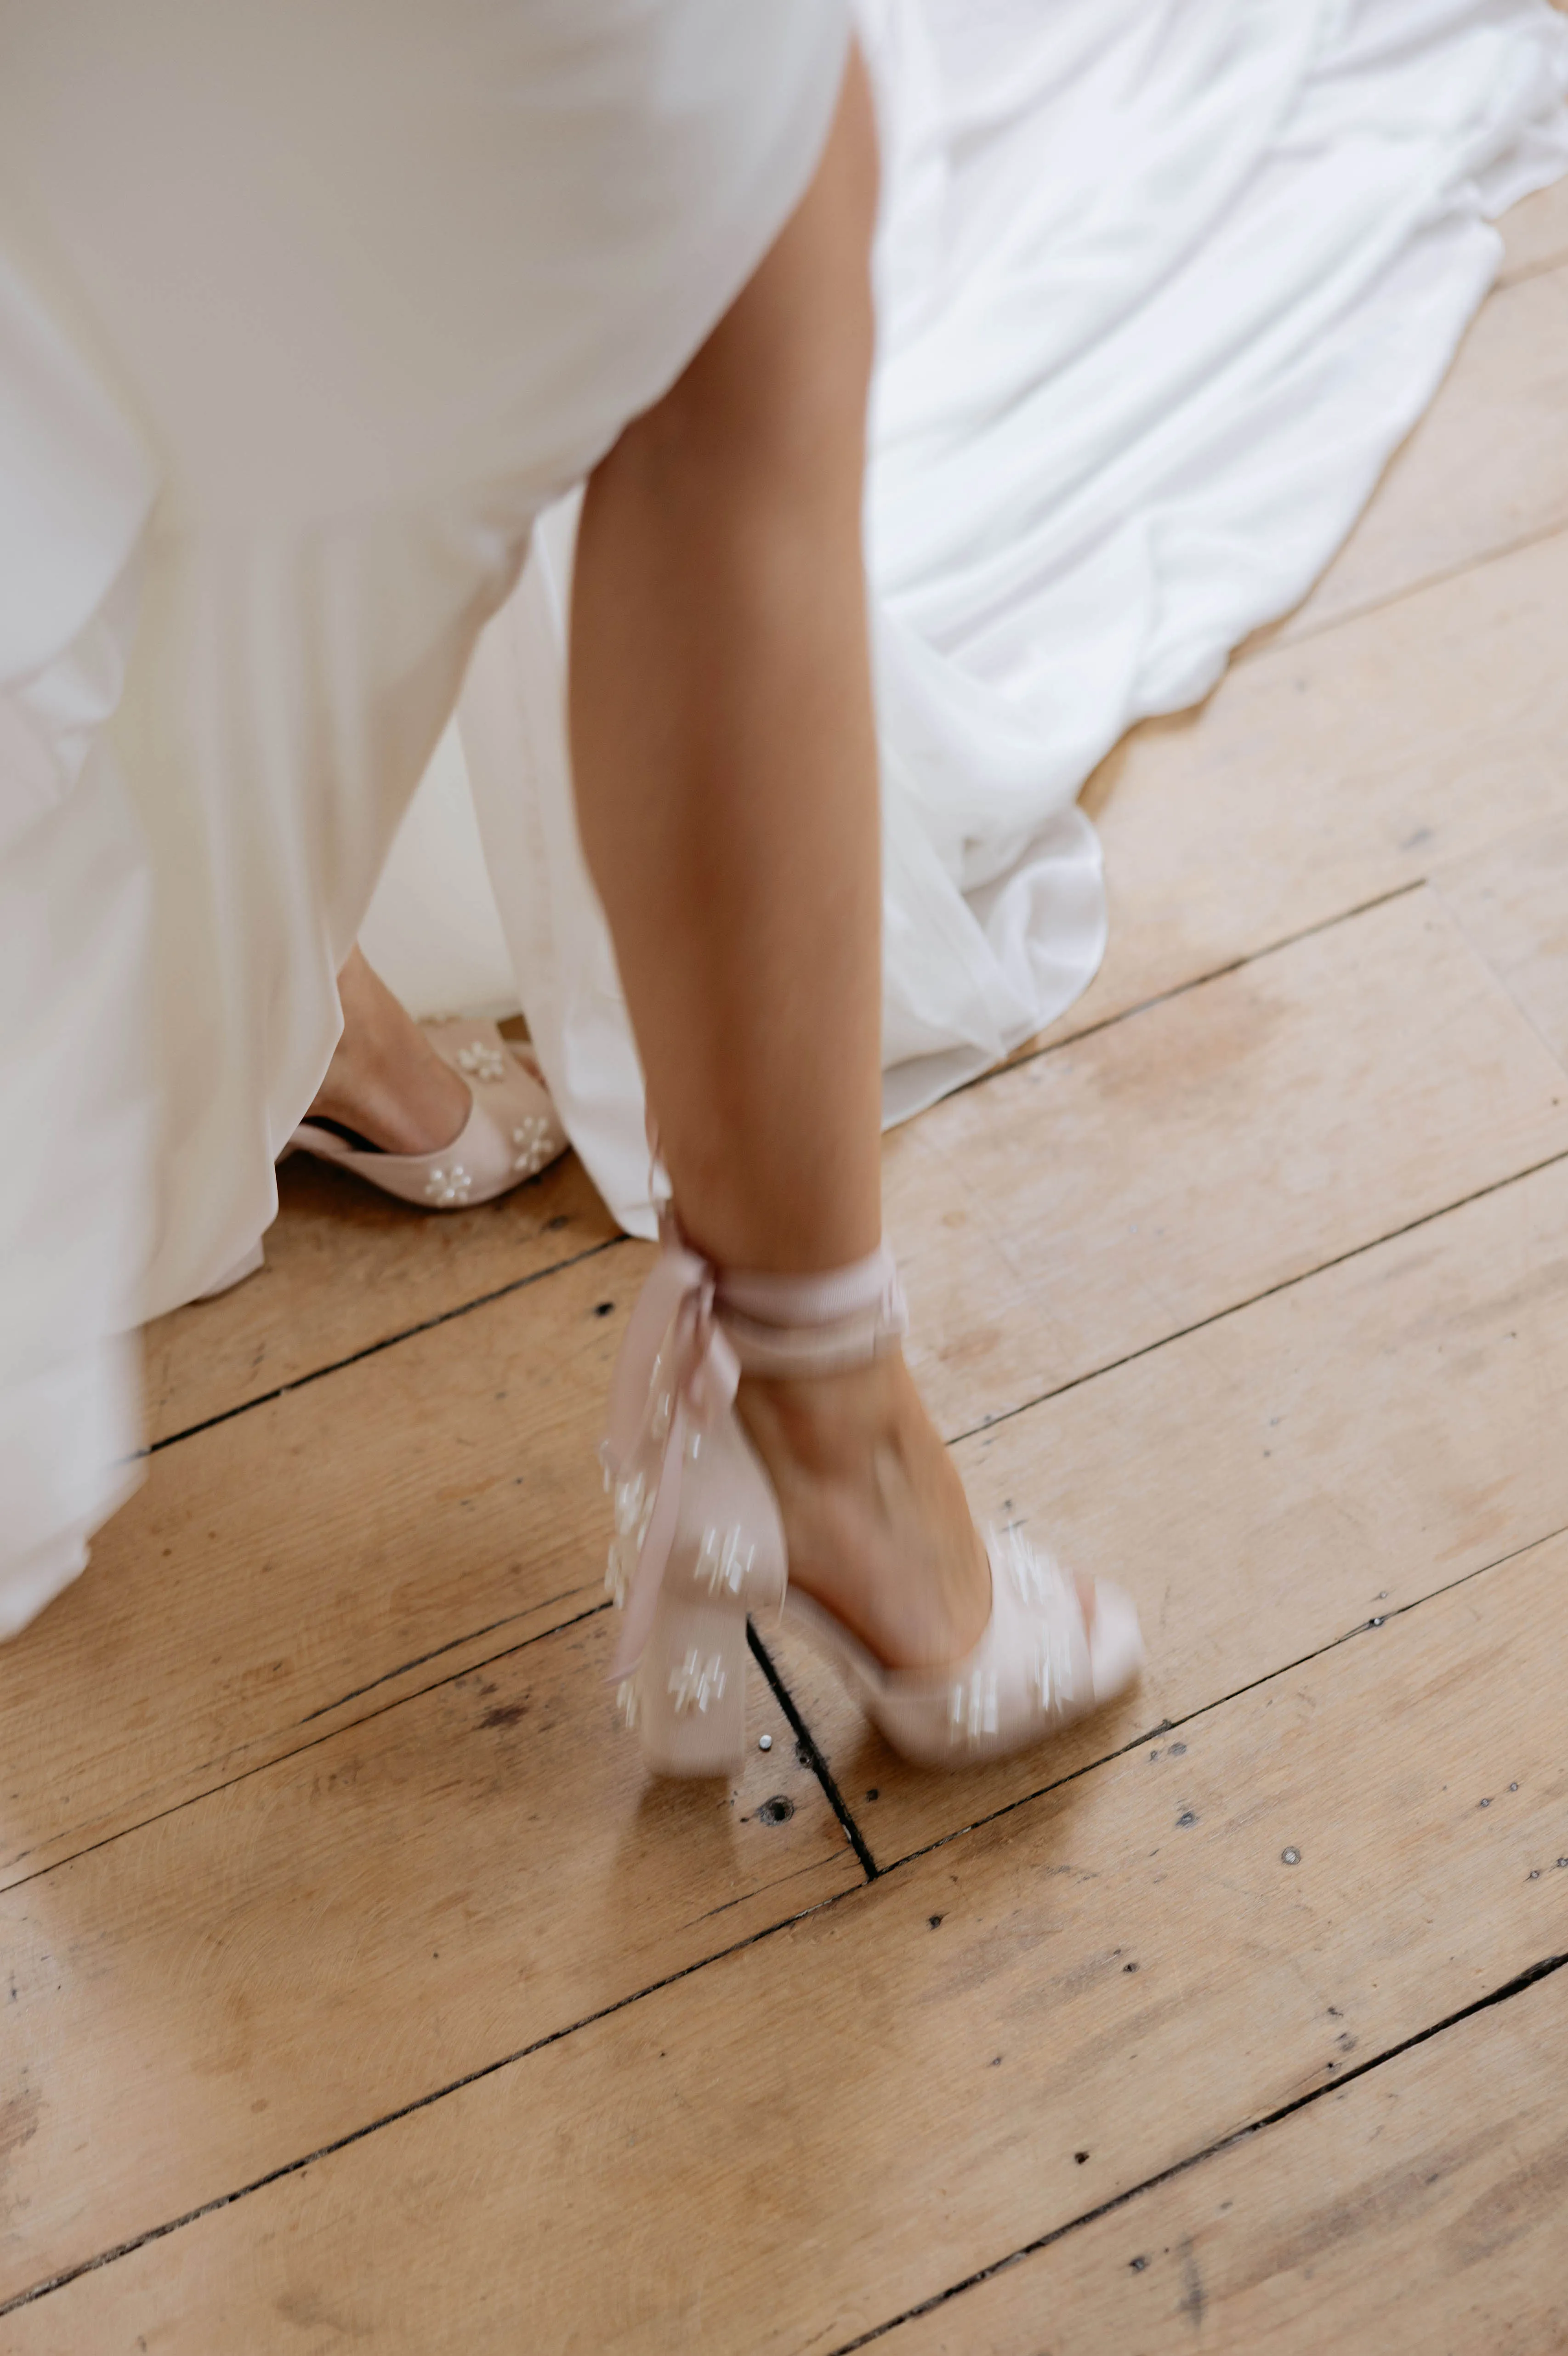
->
[[608, 1402, 686, 1682], [689, 1320, 740, 1422], [604, 1249, 699, 1472]]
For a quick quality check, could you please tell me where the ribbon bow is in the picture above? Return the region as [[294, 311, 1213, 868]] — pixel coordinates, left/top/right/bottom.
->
[[602, 1214, 739, 1683]]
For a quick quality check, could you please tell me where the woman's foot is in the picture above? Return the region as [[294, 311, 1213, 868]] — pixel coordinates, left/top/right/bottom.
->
[[605, 1236, 1137, 1773], [308, 945, 471, 1154], [737, 1351, 1096, 1675]]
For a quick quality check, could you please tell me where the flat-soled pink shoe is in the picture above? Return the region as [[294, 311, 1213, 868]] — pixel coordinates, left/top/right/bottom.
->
[[289, 1019, 567, 1209], [601, 1214, 1144, 1777]]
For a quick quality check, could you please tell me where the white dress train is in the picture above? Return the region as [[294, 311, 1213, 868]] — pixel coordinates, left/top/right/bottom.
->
[[364, 0, 1568, 1238]]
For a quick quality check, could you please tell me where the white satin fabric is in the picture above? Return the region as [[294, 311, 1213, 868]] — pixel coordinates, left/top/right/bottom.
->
[[0, 0, 849, 1630], [365, 0, 1568, 1238]]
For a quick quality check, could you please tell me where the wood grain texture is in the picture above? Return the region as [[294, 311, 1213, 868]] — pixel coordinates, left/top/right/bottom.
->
[[1433, 813, 1568, 1072], [0, 1608, 859, 2305], [143, 1144, 616, 1448], [877, 1965, 1568, 2356], [1053, 524, 1568, 1052], [775, 1149, 1568, 1866], [9, 1531, 1565, 2354], [0, 1246, 647, 1890], [1276, 262, 1568, 642], [887, 889, 1568, 1439]]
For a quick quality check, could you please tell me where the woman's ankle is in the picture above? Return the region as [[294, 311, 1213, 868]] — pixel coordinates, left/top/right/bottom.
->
[[308, 948, 470, 1155], [736, 1352, 994, 1671], [309, 1047, 468, 1156]]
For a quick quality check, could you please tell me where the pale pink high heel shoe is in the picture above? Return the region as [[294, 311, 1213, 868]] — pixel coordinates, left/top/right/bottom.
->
[[193, 1021, 568, 1305], [602, 1216, 1144, 1777], [288, 1018, 567, 1209]]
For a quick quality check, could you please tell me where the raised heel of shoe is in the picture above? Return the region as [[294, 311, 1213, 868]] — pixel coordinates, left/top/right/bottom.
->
[[601, 1223, 901, 1778], [622, 1590, 748, 1777]]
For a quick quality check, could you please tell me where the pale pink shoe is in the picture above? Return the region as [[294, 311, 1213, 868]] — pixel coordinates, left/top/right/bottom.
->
[[602, 1215, 1144, 1777], [288, 1018, 568, 1209]]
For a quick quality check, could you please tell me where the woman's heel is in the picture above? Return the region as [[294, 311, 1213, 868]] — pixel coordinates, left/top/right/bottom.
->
[[606, 1396, 786, 1775]]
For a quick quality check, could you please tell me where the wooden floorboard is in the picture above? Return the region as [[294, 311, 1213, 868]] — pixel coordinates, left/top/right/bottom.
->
[[1270, 261, 1568, 644], [1050, 525, 1568, 1053], [875, 1964, 1568, 2356], [1498, 166, 1568, 284], [9, 1531, 1563, 2350], [143, 1141, 616, 1448], [889, 888, 1568, 1440], [0, 1608, 858, 2305], [0, 1248, 644, 1888], [1433, 812, 1568, 1070], [14, 1149, 1568, 2309], [774, 1150, 1568, 1866]]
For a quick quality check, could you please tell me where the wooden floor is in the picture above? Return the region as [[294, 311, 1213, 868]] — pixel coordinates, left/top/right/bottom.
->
[[6, 180, 1568, 2356]]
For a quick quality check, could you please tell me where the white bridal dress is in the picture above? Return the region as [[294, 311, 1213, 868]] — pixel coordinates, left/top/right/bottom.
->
[[364, 0, 1568, 1237], [0, 0, 849, 1632]]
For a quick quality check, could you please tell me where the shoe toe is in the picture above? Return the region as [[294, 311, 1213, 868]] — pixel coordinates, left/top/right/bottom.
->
[[1087, 1579, 1144, 1703]]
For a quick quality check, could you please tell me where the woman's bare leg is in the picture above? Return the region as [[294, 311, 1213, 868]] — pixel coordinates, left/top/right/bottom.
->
[[572, 52, 883, 1276], [571, 55, 1037, 1672]]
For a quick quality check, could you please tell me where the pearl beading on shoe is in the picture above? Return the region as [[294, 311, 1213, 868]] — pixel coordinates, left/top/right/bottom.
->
[[607, 1469, 654, 1607], [511, 1115, 554, 1175], [1033, 1601, 1080, 1717], [424, 1163, 473, 1204], [998, 1524, 1082, 1716], [937, 1530, 1089, 1750], [697, 1524, 755, 1598], [950, 1665, 1000, 1744], [668, 1648, 727, 1716], [456, 1041, 509, 1083], [599, 1230, 767, 1684]]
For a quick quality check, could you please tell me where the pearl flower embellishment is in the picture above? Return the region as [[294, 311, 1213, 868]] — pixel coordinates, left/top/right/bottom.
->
[[512, 1114, 555, 1176], [455, 1040, 509, 1084], [668, 1648, 727, 1717], [424, 1162, 473, 1205]]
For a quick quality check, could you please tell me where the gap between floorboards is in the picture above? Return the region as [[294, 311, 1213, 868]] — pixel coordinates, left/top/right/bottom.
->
[[824, 1943, 1568, 2356]]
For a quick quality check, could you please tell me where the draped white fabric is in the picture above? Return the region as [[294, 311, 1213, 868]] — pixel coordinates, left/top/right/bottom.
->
[[0, 253, 157, 1627], [365, 0, 1568, 1238], [0, 0, 848, 1629]]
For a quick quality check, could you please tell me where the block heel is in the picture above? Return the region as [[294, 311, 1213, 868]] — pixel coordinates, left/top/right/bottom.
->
[[600, 1211, 1143, 1775]]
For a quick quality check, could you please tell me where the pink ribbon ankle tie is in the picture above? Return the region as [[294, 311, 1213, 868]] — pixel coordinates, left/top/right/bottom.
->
[[602, 1217, 906, 1684]]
